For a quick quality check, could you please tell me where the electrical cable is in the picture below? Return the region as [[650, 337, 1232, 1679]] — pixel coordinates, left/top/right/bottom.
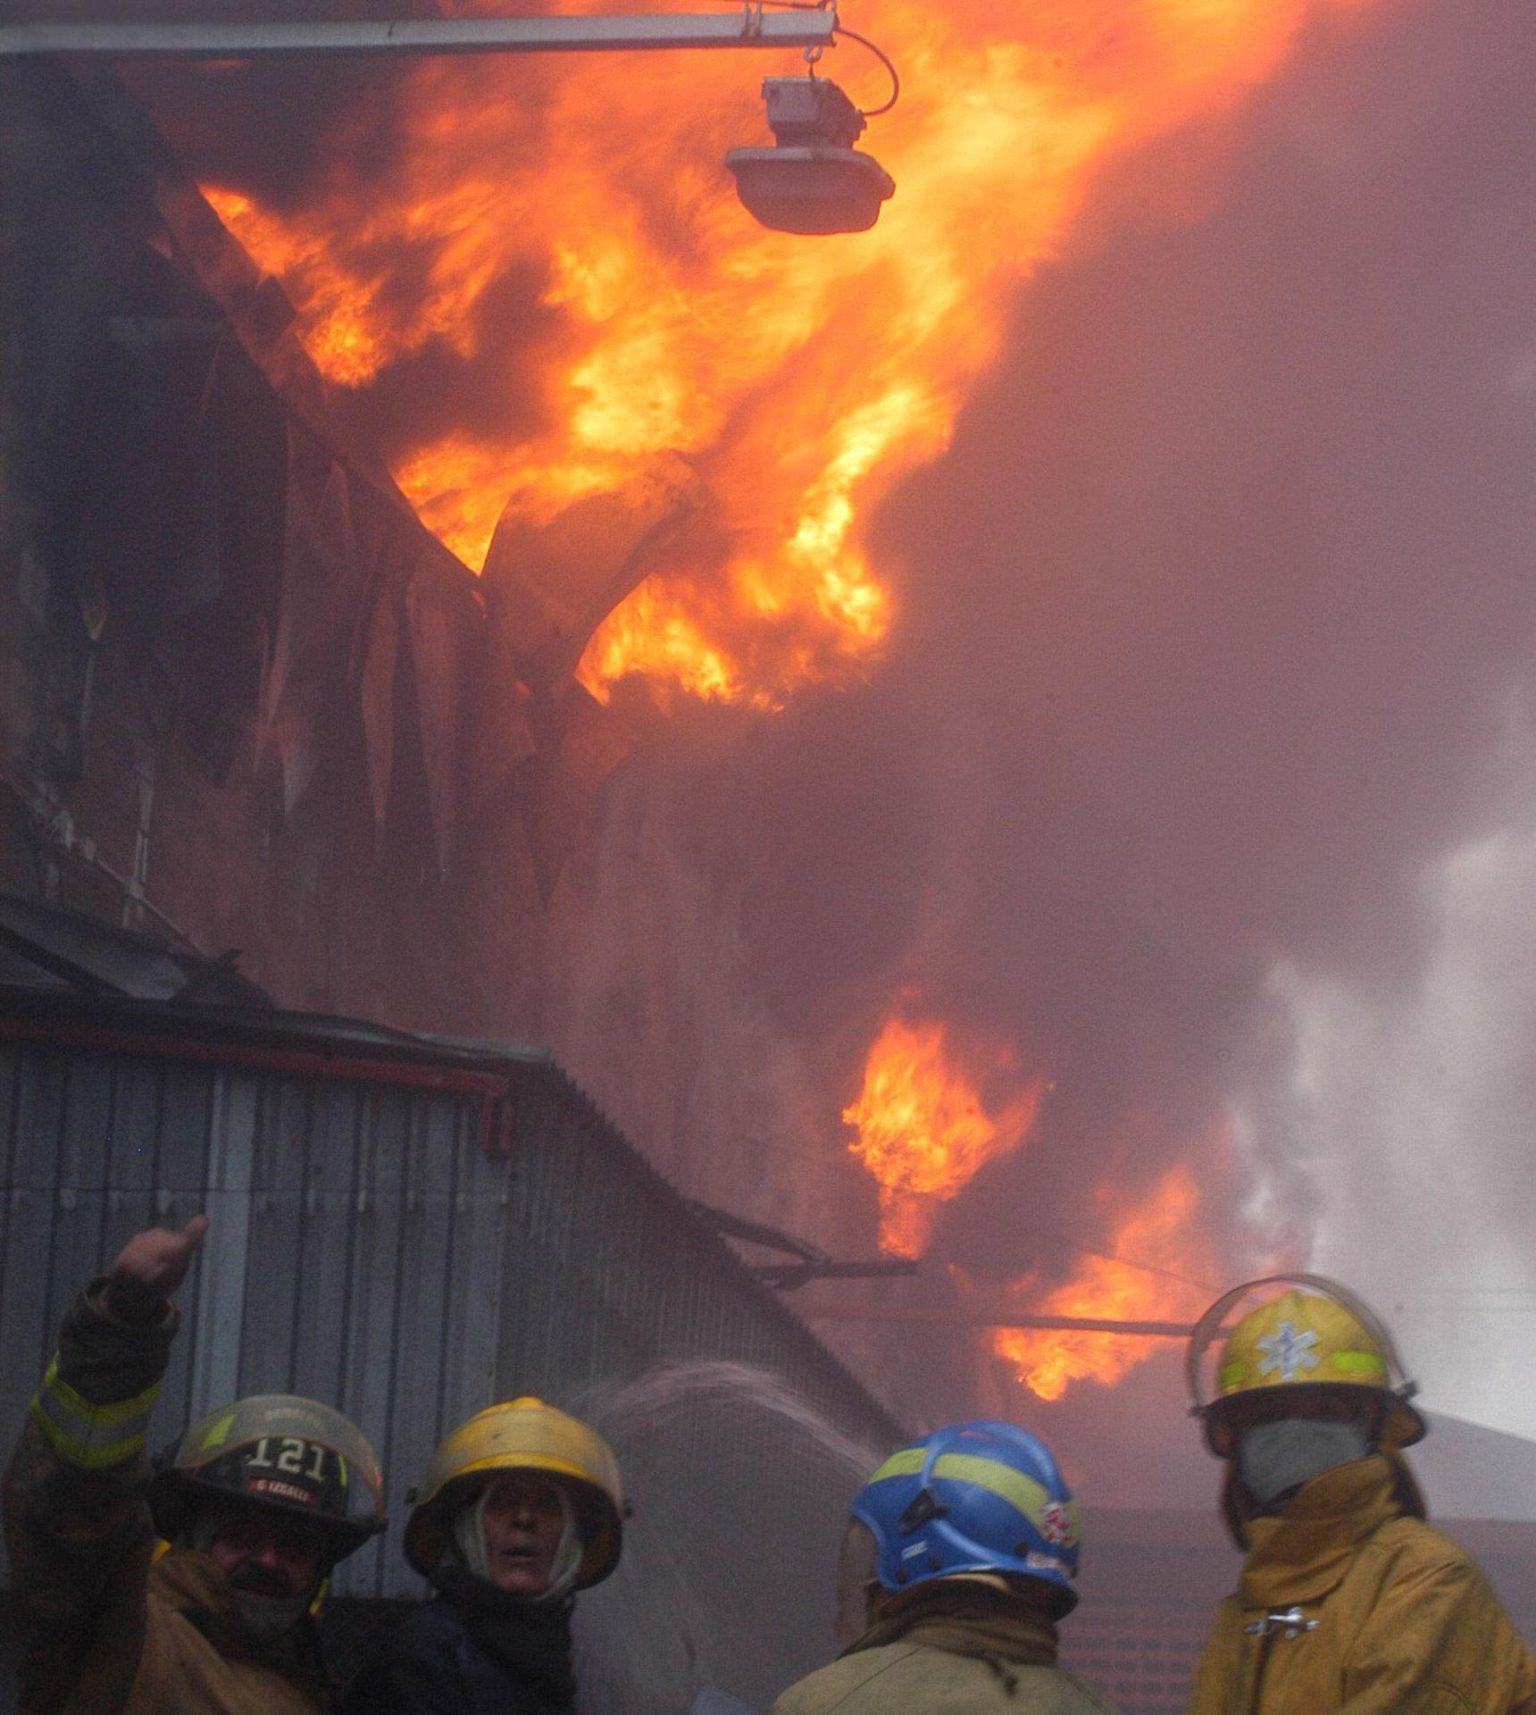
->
[[721, 0, 901, 115], [830, 22, 899, 115]]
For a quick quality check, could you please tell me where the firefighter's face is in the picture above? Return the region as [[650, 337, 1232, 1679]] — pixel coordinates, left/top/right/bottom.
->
[[206, 1503, 324, 1600], [479, 1474, 566, 1595]]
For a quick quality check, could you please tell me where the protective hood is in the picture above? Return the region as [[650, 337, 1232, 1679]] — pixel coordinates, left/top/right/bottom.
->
[[1220, 1445, 1427, 1551]]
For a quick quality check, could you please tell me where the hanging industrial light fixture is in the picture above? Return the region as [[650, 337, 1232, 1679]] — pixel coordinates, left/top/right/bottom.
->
[[725, 12, 899, 236], [726, 73, 894, 234]]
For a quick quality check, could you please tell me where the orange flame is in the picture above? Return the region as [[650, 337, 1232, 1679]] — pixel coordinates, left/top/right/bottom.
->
[[188, 0, 1377, 705], [844, 1015, 1045, 1258], [993, 1161, 1218, 1401]]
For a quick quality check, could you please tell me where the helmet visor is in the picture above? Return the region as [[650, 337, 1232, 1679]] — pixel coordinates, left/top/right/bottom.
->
[[1186, 1273, 1424, 1447]]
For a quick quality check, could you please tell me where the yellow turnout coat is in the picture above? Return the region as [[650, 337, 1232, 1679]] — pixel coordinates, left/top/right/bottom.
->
[[1187, 1455, 1536, 1715]]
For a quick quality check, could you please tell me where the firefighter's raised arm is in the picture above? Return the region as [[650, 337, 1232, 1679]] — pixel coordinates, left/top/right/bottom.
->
[[4, 1213, 384, 1713]]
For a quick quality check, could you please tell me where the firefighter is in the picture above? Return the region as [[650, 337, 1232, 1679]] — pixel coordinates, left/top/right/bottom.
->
[[2, 1214, 386, 1714], [346, 1396, 624, 1715], [1186, 1274, 1536, 1715], [771, 1420, 1118, 1714]]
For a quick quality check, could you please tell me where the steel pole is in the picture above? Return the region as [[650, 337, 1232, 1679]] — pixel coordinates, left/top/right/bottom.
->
[[798, 1307, 1199, 1338], [0, 12, 838, 59]]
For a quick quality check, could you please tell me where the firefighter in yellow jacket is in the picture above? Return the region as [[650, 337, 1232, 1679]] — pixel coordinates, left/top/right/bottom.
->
[[772, 1420, 1117, 1714], [1185, 1274, 1536, 1715], [2, 1215, 386, 1713]]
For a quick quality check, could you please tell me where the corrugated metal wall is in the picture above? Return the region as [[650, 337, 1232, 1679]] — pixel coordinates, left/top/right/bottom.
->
[[0, 1017, 902, 1710]]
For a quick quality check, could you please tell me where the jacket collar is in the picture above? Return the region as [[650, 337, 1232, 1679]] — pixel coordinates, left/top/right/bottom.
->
[[848, 1576, 1059, 1669], [1237, 1454, 1411, 1607], [150, 1547, 326, 1688], [1221, 1442, 1427, 1550]]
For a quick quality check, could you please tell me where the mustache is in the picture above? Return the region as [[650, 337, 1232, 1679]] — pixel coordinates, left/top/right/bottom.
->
[[227, 1564, 294, 1599]]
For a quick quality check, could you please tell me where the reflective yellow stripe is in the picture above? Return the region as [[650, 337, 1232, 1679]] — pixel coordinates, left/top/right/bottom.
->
[[931, 1453, 1060, 1539], [43, 1361, 160, 1427], [197, 1411, 236, 1452], [1221, 1351, 1385, 1392], [866, 1447, 924, 1484], [862, 1448, 1081, 1545], [29, 1357, 160, 1469], [1330, 1349, 1388, 1379]]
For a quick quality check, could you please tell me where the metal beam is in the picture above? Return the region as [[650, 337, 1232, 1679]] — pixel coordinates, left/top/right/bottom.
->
[[799, 1306, 1198, 1338], [0, 12, 838, 59]]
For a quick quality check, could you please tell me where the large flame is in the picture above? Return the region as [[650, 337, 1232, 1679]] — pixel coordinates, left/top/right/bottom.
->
[[189, 0, 1375, 707], [844, 1014, 1045, 1258], [993, 1160, 1218, 1401]]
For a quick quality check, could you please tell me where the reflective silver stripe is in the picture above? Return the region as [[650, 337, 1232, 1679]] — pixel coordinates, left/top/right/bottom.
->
[[29, 1358, 160, 1469]]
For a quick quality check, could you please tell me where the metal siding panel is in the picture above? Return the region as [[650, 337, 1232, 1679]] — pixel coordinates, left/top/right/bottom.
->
[[102, 1057, 168, 1270], [56, 1049, 114, 1191], [289, 1084, 357, 1401], [367, 1096, 456, 1598], [19, 1051, 70, 1397], [252, 1074, 312, 1193], [238, 1083, 306, 1397], [492, 1181, 539, 1397], [187, 1070, 256, 1420], [0, 1043, 18, 1195], [437, 1103, 507, 1433], [151, 1061, 215, 1195], [106, 1058, 161, 1194], [8, 1044, 66, 1192], [0, 1050, 54, 1456], [153, 1063, 216, 1433], [0, 1043, 22, 1441], [338, 1089, 412, 1599], [43, 1166, 108, 1374], [238, 1187, 302, 1389]]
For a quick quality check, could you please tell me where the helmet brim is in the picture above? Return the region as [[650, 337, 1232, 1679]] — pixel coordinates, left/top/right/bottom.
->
[[148, 1468, 385, 1562], [1200, 1381, 1426, 1458]]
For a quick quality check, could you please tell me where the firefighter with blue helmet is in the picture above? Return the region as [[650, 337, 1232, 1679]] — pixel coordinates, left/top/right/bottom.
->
[[771, 1420, 1117, 1714]]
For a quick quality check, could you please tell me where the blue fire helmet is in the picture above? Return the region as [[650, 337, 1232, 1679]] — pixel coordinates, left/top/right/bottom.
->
[[851, 1420, 1081, 1616]]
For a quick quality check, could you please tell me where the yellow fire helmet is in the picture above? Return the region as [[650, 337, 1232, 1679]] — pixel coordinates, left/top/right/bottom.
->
[[404, 1397, 625, 1588], [1186, 1273, 1426, 1456]]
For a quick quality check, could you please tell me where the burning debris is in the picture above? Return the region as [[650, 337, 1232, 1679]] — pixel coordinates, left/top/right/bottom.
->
[[992, 1161, 1221, 1402], [842, 1012, 1045, 1260]]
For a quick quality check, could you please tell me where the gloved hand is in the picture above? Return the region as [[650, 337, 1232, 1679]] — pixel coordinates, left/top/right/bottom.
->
[[102, 1214, 209, 1326]]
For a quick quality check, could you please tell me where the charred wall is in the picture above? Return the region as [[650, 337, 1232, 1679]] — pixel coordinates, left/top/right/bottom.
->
[[0, 57, 552, 1031]]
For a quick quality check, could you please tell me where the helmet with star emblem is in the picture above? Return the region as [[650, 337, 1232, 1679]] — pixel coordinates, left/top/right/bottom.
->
[[1186, 1274, 1425, 1457]]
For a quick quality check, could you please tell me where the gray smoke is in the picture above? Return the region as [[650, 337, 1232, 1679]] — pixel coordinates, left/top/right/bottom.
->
[[549, 0, 1536, 1445]]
